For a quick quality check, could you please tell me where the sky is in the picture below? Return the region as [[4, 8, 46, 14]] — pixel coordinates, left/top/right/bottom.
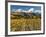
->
[[11, 5, 41, 13]]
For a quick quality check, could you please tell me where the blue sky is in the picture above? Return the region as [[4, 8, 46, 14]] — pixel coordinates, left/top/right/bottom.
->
[[11, 5, 41, 13]]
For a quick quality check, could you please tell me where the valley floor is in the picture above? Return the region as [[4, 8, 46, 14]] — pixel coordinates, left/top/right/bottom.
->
[[10, 18, 41, 32]]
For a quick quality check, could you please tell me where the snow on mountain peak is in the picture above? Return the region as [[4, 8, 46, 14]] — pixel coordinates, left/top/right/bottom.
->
[[16, 9, 22, 12], [15, 8, 34, 13], [12, 8, 40, 13], [28, 8, 34, 12]]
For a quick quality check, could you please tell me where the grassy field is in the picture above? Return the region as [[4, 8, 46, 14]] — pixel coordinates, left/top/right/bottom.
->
[[10, 18, 41, 31]]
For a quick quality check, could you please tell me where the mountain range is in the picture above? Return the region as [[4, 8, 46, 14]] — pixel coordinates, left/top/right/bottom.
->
[[11, 8, 41, 17], [12, 8, 41, 14], [11, 11, 41, 17]]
